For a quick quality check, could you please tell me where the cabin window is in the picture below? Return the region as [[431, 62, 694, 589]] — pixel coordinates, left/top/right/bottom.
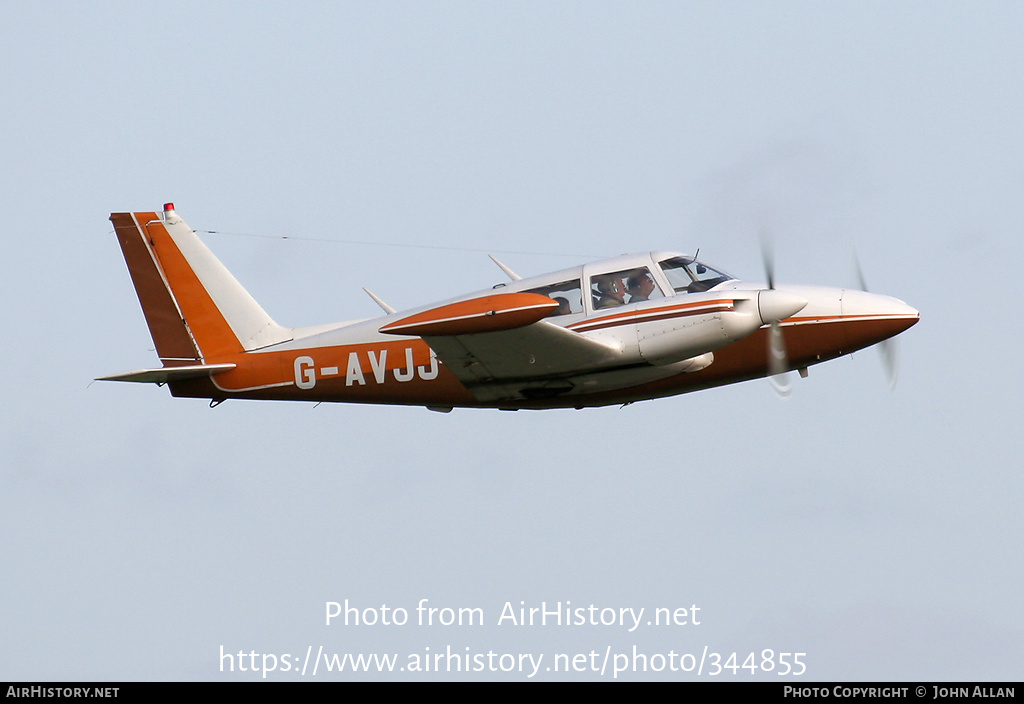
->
[[525, 279, 583, 316]]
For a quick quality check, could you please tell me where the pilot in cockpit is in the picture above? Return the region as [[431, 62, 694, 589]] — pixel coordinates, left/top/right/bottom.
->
[[594, 275, 626, 309]]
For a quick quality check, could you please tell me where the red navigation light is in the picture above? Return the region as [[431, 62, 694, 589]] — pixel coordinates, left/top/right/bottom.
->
[[163, 202, 175, 212]]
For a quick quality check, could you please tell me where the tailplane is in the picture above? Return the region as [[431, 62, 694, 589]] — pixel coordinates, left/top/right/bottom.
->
[[108, 204, 291, 368]]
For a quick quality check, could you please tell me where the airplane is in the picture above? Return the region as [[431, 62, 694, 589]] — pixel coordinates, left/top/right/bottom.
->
[[98, 203, 919, 411]]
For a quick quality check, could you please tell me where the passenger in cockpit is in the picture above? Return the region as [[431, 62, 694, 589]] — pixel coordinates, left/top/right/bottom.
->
[[626, 271, 656, 302]]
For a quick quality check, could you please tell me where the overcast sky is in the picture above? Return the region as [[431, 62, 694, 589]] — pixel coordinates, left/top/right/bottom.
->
[[1, 1, 1021, 681]]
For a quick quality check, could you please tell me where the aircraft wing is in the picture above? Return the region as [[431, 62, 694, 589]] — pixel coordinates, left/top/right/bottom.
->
[[422, 322, 623, 401], [380, 293, 622, 401]]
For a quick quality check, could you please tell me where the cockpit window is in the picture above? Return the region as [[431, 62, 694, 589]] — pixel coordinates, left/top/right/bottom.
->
[[590, 267, 664, 309], [525, 279, 583, 316], [623, 268, 664, 304], [658, 256, 734, 293]]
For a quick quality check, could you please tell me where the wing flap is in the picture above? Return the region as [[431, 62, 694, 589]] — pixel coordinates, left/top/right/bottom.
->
[[423, 321, 622, 402]]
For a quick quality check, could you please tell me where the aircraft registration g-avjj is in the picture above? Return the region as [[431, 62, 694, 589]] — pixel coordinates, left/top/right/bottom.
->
[[99, 204, 919, 411]]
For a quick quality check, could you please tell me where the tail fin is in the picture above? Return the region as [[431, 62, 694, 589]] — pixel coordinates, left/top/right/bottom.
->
[[110, 204, 291, 364]]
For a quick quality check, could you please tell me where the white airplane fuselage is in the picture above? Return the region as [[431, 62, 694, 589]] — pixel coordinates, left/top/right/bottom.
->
[[101, 207, 919, 410]]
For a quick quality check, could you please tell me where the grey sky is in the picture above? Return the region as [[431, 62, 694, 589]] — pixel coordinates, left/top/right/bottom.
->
[[1, 2, 1021, 680]]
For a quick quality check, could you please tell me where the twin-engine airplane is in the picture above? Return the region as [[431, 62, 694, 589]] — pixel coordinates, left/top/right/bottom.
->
[[99, 204, 919, 411]]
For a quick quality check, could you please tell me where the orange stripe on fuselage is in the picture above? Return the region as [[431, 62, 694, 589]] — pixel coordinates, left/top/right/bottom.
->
[[173, 338, 477, 406], [168, 312, 918, 408], [137, 213, 243, 360], [569, 298, 735, 333]]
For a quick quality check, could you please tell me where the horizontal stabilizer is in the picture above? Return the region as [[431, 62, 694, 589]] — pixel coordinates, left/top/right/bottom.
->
[[96, 363, 237, 384], [379, 293, 557, 337]]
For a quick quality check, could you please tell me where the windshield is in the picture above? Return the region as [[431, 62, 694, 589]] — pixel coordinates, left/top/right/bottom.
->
[[658, 256, 734, 293]]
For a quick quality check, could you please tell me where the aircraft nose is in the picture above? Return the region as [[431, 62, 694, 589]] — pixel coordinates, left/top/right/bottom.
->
[[758, 289, 808, 325], [839, 289, 920, 348], [841, 289, 920, 326]]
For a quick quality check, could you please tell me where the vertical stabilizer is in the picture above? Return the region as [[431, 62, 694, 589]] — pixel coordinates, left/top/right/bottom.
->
[[110, 204, 291, 364]]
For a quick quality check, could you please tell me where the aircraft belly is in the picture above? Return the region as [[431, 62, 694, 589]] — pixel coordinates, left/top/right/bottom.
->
[[560, 363, 690, 396]]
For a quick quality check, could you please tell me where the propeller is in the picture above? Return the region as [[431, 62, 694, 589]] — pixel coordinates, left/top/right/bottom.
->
[[854, 253, 900, 391], [766, 318, 792, 396], [761, 233, 792, 397], [761, 233, 776, 291]]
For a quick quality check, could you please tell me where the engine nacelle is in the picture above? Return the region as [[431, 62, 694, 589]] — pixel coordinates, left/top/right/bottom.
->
[[636, 291, 805, 366]]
